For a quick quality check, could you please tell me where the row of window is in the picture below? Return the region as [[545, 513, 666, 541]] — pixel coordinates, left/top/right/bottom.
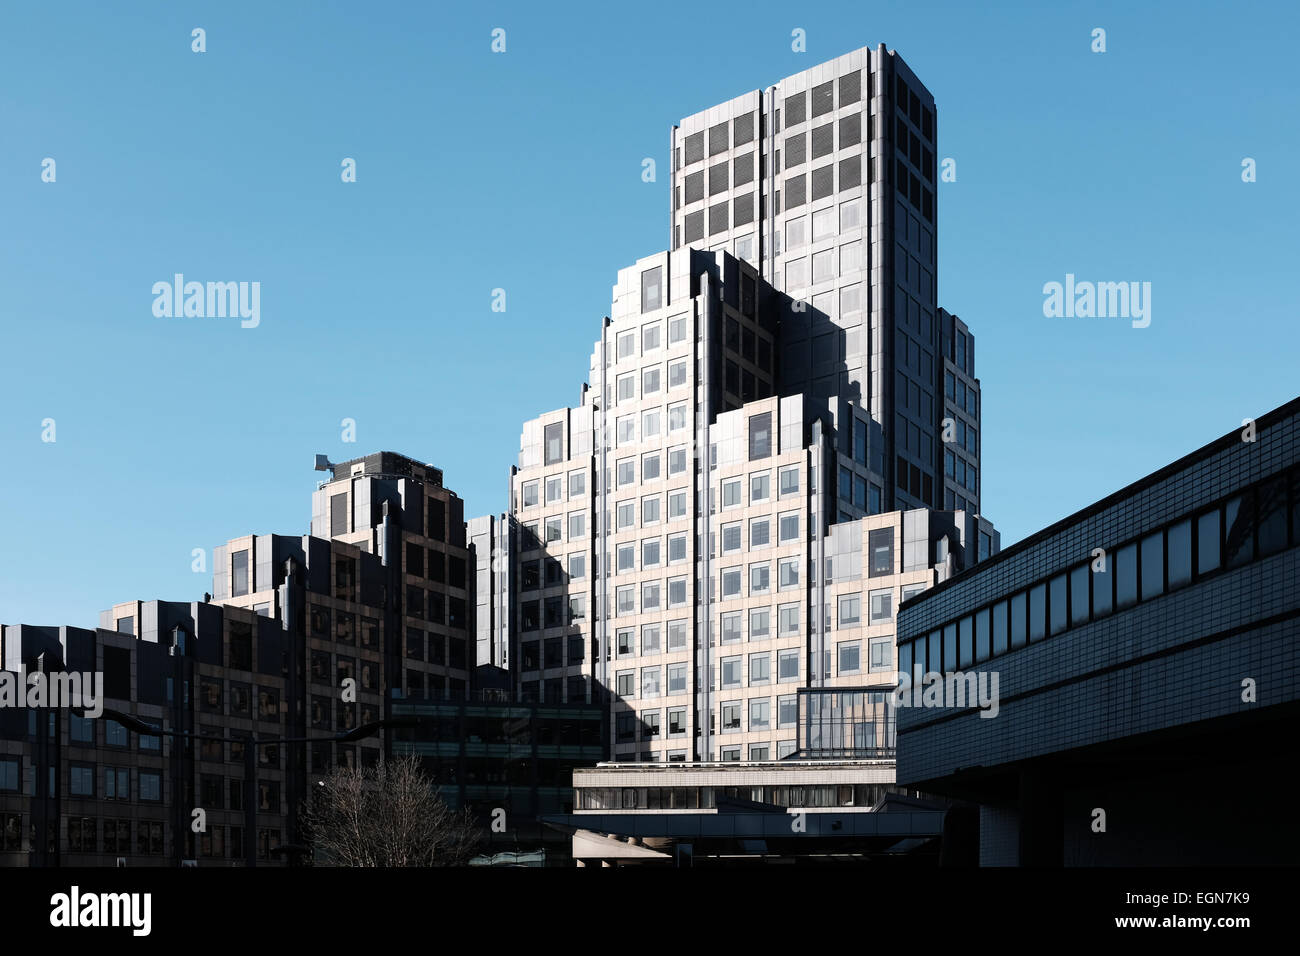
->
[[617, 694, 802, 742], [402, 543, 466, 587], [400, 632, 468, 669], [3, 759, 165, 803], [901, 467, 1300, 674], [838, 465, 884, 513], [944, 370, 978, 416], [944, 450, 979, 494], [401, 588, 467, 628], [618, 305, 690, 355], [306, 607, 382, 647], [613, 358, 693, 407]]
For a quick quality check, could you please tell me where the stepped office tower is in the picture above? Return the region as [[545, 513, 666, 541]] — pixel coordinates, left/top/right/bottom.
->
[[670, 45, 979, 518], [510, 249, 994, 764]]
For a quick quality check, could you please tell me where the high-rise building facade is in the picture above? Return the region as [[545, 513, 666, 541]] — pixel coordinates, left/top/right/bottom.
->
[[508, 241, 997, 762], [671, 46, 960, 518]]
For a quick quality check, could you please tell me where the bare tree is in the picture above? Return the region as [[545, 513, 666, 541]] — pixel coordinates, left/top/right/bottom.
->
[[301, 754, 484, 867]]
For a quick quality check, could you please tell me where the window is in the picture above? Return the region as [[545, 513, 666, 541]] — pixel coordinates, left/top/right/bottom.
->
[[812, 206, 835, 241], [617, 500, 635, 530], [1070, 565, 1091, 626], [748, 607, 769, 640], [642, 536, 661, 567], [544, 516, 562, 544], [721, 522, 742, 554], [749, 652, 771, 684], [1115, 542, 1138, 609], [668, 576, 688, 608], [778, 511, 799, 543], [868, 588, 893, 623], [779, 466, 800, 497], [777, 695, 798, 728], [566, 553, 585, 580], [544, 423, 563, 465], [721, 609, 743, 642], [749, 412, 772, 460], [70, 764, 95, 797], [751, 471, 770, 502], [70, 714, 95, 744], [840, 197, 863, 231], [668, 402, 688, 431], [1224, 494, 1255, 567], [616, 671, 635, 697], [869, 638, 893, 672], [545, 476, 563, 504], [1197, 508, 1221, 575], [721, 702, 742, 731], [232, 549, 249, 597], [786, 217, 806, 249], [1010, 592, 1027, 648], [668, 533, 687, 563], [641, 581, 661, 611], [868, 528, 894, 576], [778, 557, 799, 590], [567, 511, 585, 540], [666, 663, 689, 695], [812, 249, 833, 284], [750, 698, 771, 730], [750, 561, 770, 594], [569, 469, 585, 497], [838, 593, 861, 626], [140, 771, 162, 803], [617, 330, 636, 361], [668, 707, 687, 735], [639, 624, 661, 656], [668, 359, 688, 390], [778, 649, 800, 682], [668, 490, 688, 520], [722, 568, 742, 600], [668, 620, 688, 651], [617, 377, 635, 407], [838, 641, 861, 674], [778, 603, 800, 637], [1028, 583, 1047, 642], [721, 478, 742, 509], [1049, 573, 1068, 635], [746, 517, 770, 550], [641, 451, 661, 483], [521, 480, 539, 508], [641, 667, 661, 699], [616, 586, 635, 616], [1140, 531, 1165, 600]]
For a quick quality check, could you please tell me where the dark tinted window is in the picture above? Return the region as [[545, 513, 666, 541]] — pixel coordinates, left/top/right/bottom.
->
[[1197, 508, 1221, 574], [1049, 573, 1068, 635], [1115, 543, 1138, 608], [1257, 477, 1288, 556], [974, 608, 991, 662], [1140, 531, 1164, 600], [868, 529, 893, 576], [992, 601, 1008, 655], [1092, 556, 1112, 616], [1167, 519, 1192, 588], [1224, 493, 1255, 567], [1070, 565, 1090, 626], [1009, 593, 1026, 648], [1028, 584, 1046, 642]]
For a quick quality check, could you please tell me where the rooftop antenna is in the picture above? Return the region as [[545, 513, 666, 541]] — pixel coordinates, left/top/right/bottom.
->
[[314, 454, 336, 476]]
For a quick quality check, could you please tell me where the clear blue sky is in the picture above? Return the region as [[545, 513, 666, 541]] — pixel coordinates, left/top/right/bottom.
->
[[1, 0, 1296, 627]]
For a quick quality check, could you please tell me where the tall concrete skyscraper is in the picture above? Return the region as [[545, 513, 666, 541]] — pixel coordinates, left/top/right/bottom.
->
[[500, 44, 996, 765], [671, 45, 966, 520]]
